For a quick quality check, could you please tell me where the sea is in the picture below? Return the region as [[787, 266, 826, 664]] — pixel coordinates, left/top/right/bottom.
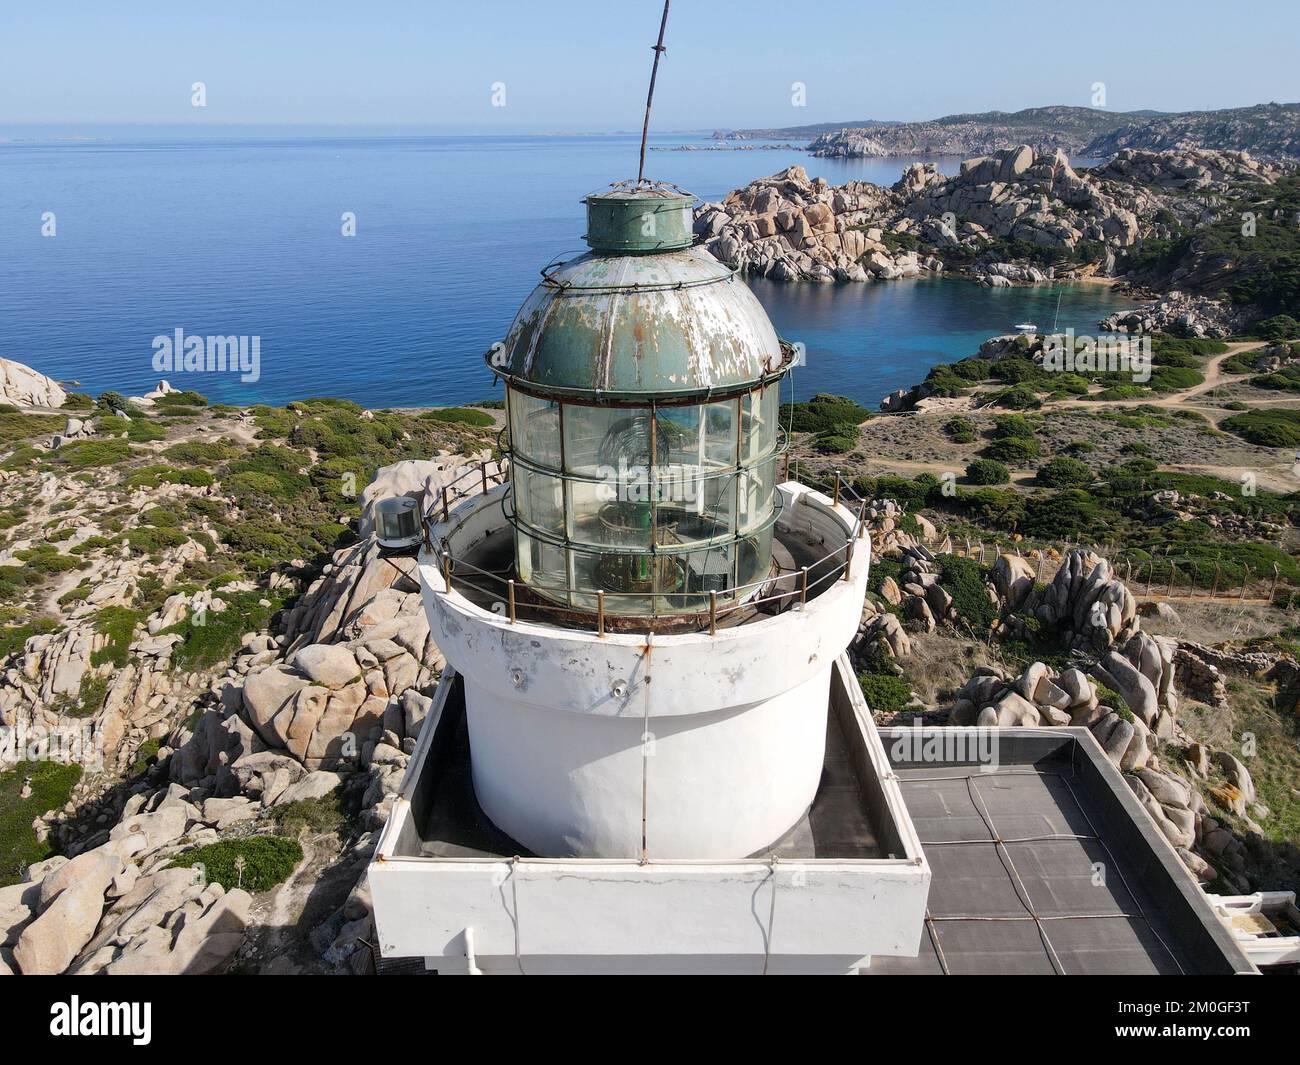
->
[[0, 131, 1136, 408]]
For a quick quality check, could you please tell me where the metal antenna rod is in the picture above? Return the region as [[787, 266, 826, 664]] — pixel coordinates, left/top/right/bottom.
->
[[636, 0, 671, 185]]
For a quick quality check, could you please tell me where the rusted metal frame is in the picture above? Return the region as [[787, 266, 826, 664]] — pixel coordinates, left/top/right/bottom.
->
[[489, 362, 784, 407]]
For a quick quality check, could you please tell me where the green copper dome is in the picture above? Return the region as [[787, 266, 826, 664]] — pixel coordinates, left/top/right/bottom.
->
[[488, 181, 790, 402]]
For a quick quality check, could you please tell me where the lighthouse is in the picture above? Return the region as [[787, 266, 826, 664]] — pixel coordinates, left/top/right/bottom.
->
[[366, 179, 933, 973], [445, 181, 862, 860]]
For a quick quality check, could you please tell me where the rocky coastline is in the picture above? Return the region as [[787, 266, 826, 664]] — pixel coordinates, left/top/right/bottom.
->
[[693, 146, 1291, 335]]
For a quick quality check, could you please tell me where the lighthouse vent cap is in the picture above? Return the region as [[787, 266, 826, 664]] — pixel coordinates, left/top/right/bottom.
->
[[583, 180, 696, 254]]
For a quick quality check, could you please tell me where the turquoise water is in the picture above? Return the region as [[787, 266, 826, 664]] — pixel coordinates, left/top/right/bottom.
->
[[0, 132, 1135, 407]]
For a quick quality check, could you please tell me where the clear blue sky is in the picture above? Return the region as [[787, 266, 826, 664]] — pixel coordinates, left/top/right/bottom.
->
[[2, 0, 1296, 132]]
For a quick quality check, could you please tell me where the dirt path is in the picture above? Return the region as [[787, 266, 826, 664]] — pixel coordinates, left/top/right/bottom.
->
[[1055, 340, 1273, 416]]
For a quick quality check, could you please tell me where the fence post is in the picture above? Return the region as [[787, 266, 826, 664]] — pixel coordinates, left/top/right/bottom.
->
[[1167, 562, 1176, 599], [1271, 563, 1281, 605]]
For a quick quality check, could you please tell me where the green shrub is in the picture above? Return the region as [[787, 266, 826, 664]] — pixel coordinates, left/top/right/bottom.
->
[[165, 590, 282, 670], [130, 738, 161, 777], [858, 673, 914, 715], [271, 789, 347, 836], [121, 465, 215, 489], [125, 418, 166, 443], [1089, 383, 1148, 402], [989, 384, 1041, 409], [813, 432, 857, 454], [62, 392, 94, 410], [943, 416, 975, 443], [14, 545, 84, 576], [982, 436, 1041, 465], [164, 440, 237, 465], [0, 412, 65, 446], [95, 391, 136, 417], [965, 458, 1010, 485], [153, 390, 208, 409], [56, 673, 110, 718], [1036, 456, 1094, 488], [125, 527, 188, 555], [1222, 409, 1300, 447], [781, 394, 871, 435], [937, 554, 997, 630], [0, 615, 59, 661], [90, 607, 143, 668], [49, 439, 132, 469], [988, 358, 1039, 383], [1, 760, 83, 886], [420, 407, 495, 427], [1257, 314, 1300, 341], [1147, 365, 1205, 392], [990, 414, 1037, 439], [1020, 489, 1109, 539], [168, 835, 303, 892]]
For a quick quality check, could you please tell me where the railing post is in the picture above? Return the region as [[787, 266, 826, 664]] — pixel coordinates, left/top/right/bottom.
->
[[709, 591, 718, 636], [800, 566, 809, 607], [856, 500, 867, 537], [783, 450, 791, 483], [597, 592, 606, 638], [441, 553, 452, 593], [833, 470, 841, 508], [441, 485, 450, 523], [507, 579, 517, 624], [843, 539, 854, 581], [480, 461, 488, 494]]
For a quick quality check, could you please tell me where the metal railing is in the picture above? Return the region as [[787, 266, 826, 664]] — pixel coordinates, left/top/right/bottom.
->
[[424, 466, 868, 637]]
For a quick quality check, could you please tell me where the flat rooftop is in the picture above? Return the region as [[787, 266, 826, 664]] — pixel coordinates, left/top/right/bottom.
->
[[870, 730, 1256, 976], [382, 669, 1254, 974]]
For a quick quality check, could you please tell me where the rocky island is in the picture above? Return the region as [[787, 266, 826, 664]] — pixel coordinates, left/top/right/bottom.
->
[[694, 145, 1296, 336]]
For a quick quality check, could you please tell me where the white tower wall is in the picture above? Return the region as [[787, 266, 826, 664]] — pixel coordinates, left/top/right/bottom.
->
[[424, 482, 868, 860]]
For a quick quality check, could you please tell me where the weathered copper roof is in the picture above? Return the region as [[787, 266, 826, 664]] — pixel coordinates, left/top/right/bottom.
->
[[491, 184, 786, 402]]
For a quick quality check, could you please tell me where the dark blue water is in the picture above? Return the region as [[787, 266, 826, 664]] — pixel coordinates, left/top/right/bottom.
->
[[0, 133, 1134, 407]]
